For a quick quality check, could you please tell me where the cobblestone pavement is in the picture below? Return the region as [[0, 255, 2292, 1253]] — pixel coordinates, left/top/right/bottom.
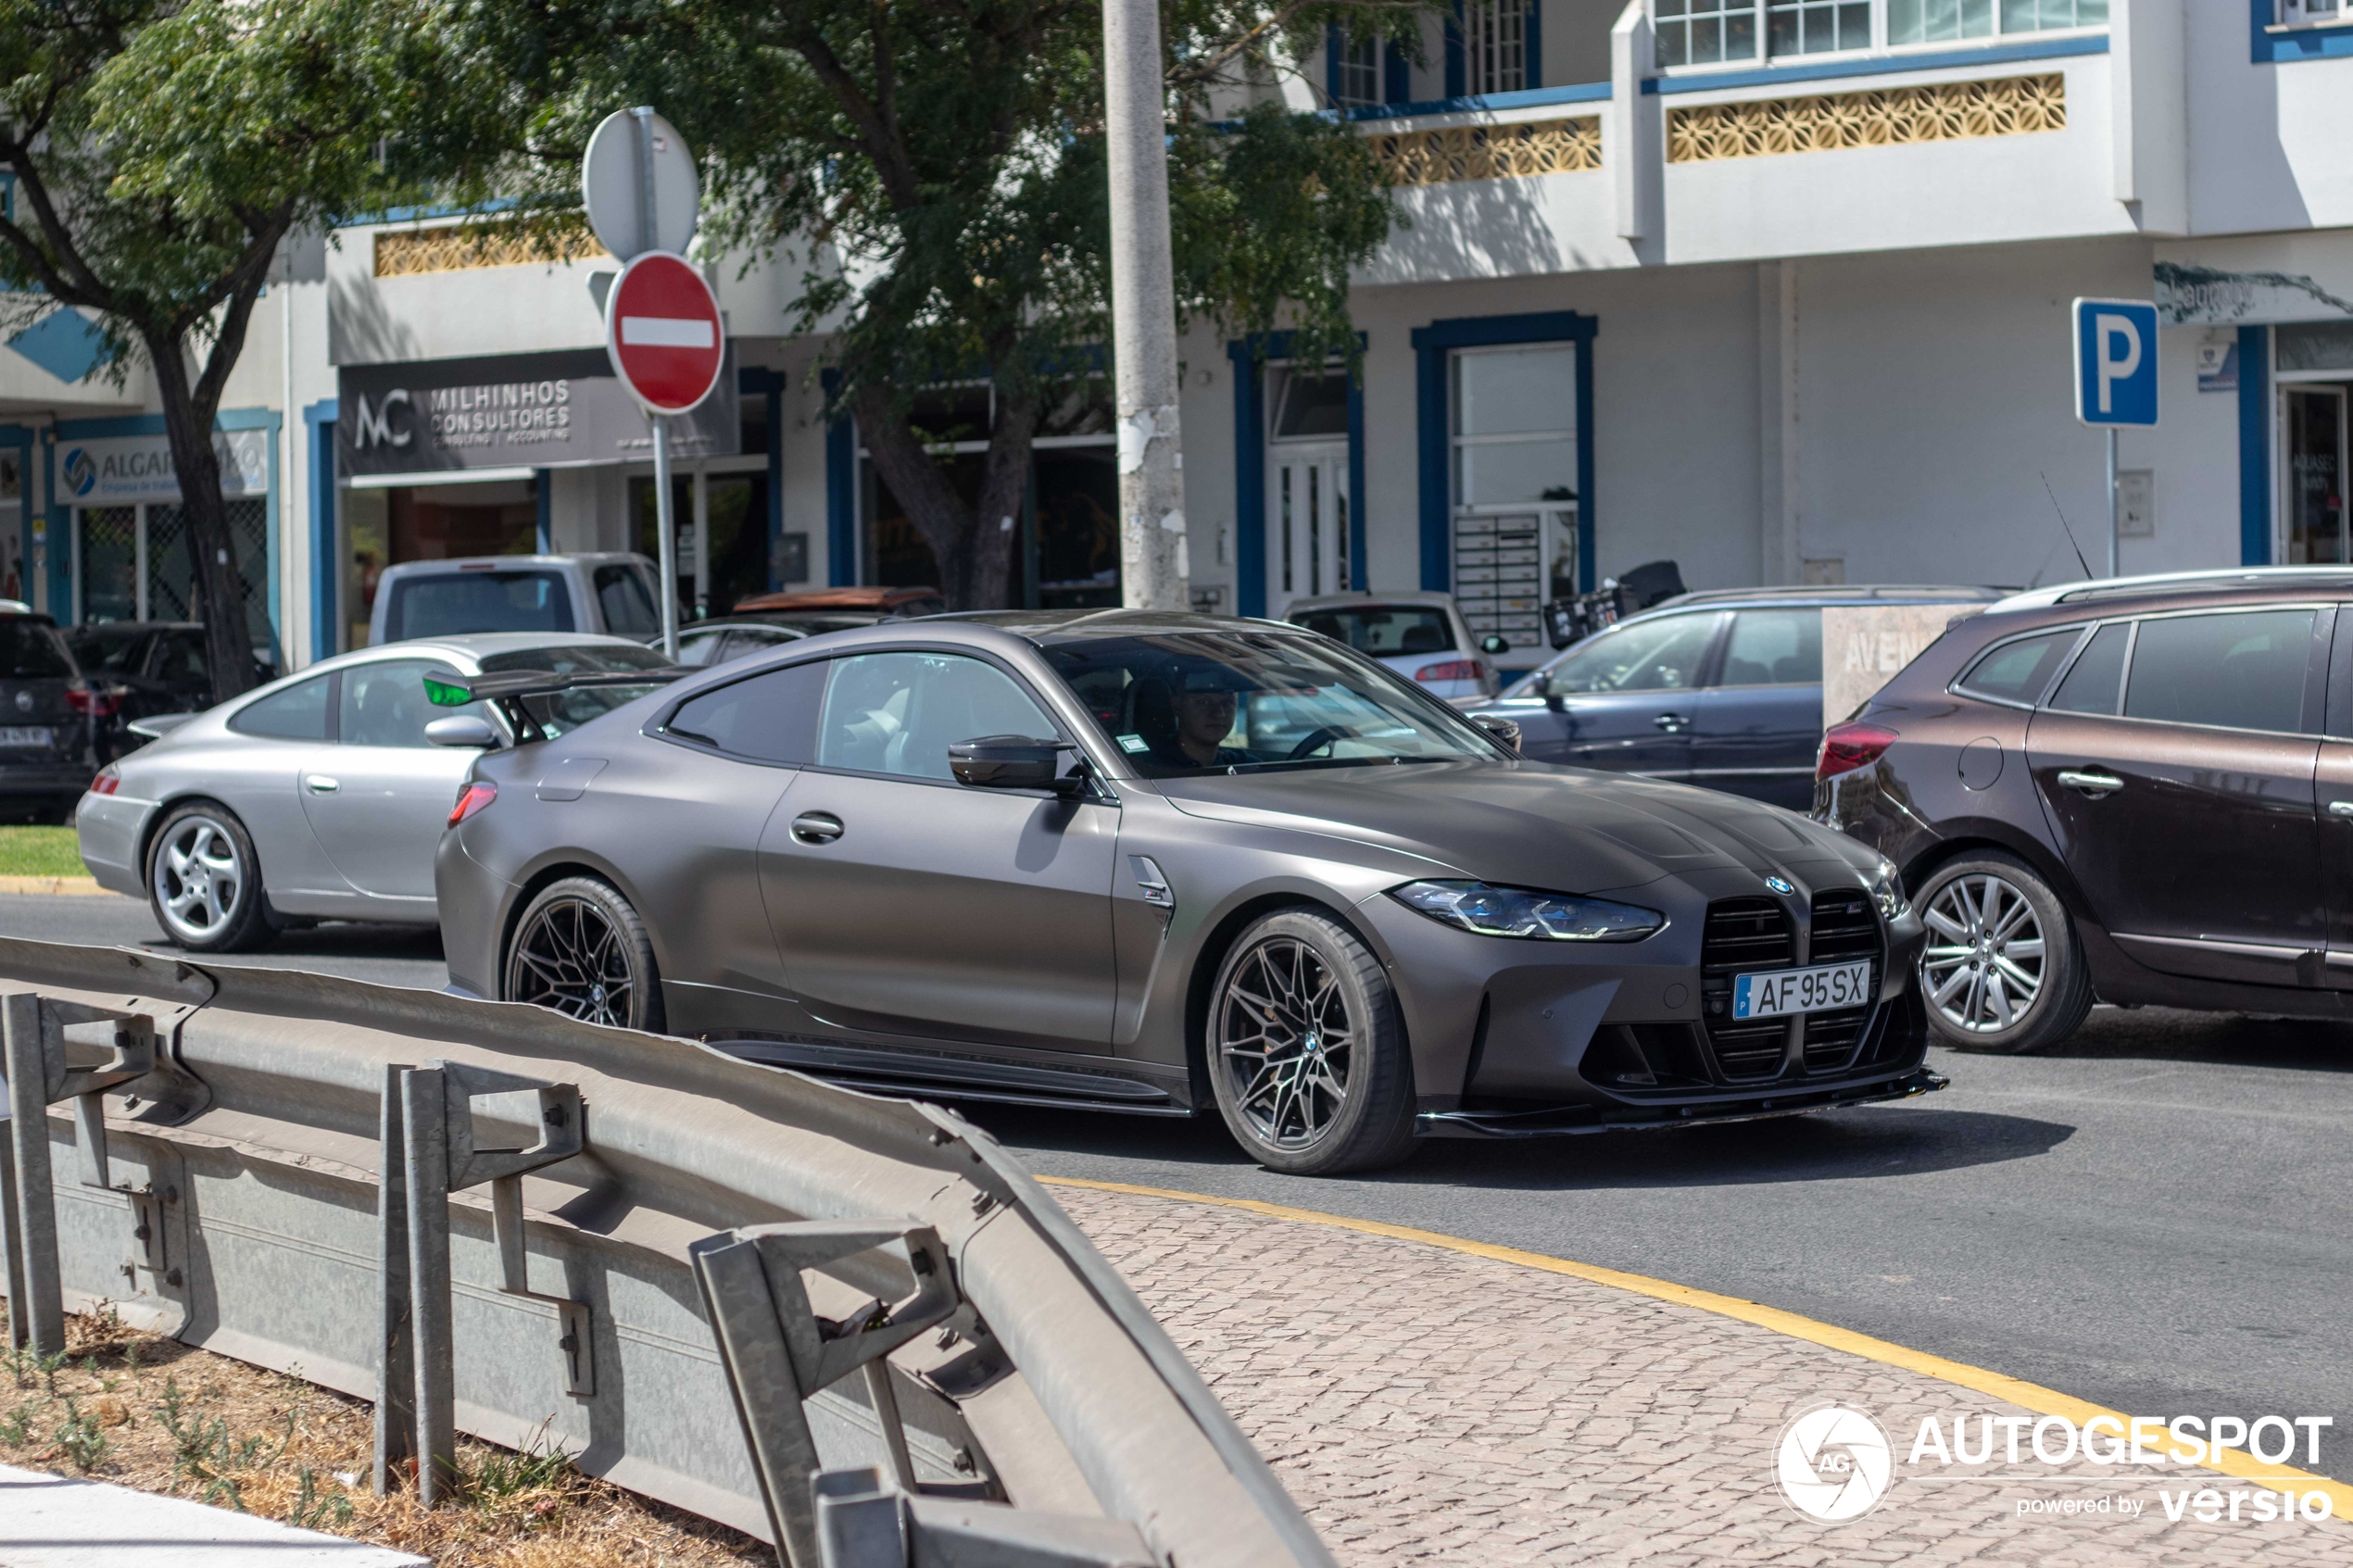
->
[[1051, 1180, 2353, 1566]]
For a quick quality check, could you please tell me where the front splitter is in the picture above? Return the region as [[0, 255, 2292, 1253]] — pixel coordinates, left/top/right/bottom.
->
[[1413, 1067, 1948, 1139]]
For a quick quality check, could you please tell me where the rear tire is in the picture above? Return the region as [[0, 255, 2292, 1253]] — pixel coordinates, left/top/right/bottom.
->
[[146, 802, 272, 953], [503, 876, 666, 1032], [1205, 909, 1418, 1175], [1915, 851, 2091, 1054]]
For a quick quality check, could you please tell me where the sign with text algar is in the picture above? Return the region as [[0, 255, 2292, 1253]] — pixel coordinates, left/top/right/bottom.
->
[[2072, 298, 2159, 429], [57, 429, 270, 506]]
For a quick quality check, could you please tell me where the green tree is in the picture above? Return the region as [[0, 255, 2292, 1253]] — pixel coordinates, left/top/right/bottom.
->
[[0, 0, 474, 698], [466, 0, 1424, 609]]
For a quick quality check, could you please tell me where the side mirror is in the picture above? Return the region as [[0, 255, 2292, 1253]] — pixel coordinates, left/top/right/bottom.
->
[[1479, 633, 1510, 656], [1469, 714, 1522, 753], [425, 715, 500, 748], [950, 734, 1085, 797]]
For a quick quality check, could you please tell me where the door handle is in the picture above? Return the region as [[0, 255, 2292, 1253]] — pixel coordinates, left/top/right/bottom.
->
[[790, 810, 844, 845], [2057, 769, 2124, 797], [304, 774, 340, 794], [1654, 712, 1689, 732], [2330, 801, 2353, 820]]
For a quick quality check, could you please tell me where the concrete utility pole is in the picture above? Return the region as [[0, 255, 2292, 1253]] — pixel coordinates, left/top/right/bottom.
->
[[1103, 0, 1189, 611]]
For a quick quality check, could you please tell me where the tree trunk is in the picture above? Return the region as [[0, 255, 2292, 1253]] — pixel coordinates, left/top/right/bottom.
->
[[850, 383, 1028, 611], [145, 333, 257, 707]]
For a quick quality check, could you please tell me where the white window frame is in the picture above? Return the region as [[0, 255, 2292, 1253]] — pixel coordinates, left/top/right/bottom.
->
[[2277, 0, 2347, 29], [1333, 32, 1381, 107], [1463, 0, 1528, 96], [1651, 0, 2109, 74]]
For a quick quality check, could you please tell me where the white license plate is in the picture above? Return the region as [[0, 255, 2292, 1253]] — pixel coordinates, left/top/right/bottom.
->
[[1732, 960, 1873, 1021], [0, 726, 53, 749]]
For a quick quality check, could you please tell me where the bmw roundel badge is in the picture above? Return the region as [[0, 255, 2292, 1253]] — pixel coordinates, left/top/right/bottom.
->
[[1764, 875, 1795, 896]]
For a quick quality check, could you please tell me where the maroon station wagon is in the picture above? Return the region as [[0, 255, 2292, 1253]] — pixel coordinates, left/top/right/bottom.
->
[[1812, 569, 2353, 1055]]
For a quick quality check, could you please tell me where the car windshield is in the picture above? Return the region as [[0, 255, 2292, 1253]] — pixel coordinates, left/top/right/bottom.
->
[[0, 619, 72, 679], [384, 571, 573, 640], [478, 643, 677, 738], [1290, 605, 1457, 658], [66, 628, 147, 674], [1041, 631, 1505, 777]]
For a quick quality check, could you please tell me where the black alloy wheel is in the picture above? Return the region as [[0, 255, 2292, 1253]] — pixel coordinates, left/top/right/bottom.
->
[[503, 876, 666, 1032], [1207, 909, 1417, 1175]]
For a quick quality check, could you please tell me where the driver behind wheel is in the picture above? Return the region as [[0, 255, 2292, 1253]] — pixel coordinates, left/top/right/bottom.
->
[[1137, 669, 1251, 769]]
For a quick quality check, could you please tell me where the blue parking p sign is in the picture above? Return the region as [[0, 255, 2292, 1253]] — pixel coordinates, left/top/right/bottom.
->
[[2072, 298, 2158, 428]]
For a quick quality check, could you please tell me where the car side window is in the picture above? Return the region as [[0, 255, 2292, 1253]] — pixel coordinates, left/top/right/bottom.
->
[[2045, 623, 2130, 715], [595, 565, 661, 637], [816, 651, 1058, 781], [1541, 613, 1718, 695], [2122, 609, 2317, 734], [1955, 629, 2082, 707], [1717, 609, 1822, 687], [229, 675, 333, 740], [663, 659, 828, 764], [341, 659, 469, 746], [154, 632, 208, 684], [674, 628, 729, 667]]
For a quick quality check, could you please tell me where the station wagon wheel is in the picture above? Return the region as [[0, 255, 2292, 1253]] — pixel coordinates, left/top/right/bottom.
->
[[504, 876, 666, 1033], [1207, 909, 1417, 1175], [1914, 852, 2092, 1055], [146, 802, 271, 953]]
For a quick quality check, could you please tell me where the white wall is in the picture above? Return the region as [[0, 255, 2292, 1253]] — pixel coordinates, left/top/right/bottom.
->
[[2185, 6, 2353, 237]]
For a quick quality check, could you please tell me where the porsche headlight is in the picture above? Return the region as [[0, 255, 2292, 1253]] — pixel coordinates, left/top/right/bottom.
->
[[1869, 858, 1909, 922], [1390, 881, 1665, 943]]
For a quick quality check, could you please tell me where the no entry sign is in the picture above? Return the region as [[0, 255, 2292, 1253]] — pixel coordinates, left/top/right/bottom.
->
[[604, 251, 724, 415]]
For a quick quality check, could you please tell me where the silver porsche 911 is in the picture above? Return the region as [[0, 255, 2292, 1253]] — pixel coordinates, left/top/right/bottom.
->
[[433, 611, 1940, 1174], [74, 633, 676, 949]]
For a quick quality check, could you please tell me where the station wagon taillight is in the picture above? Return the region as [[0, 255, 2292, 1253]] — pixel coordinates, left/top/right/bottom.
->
[[1816, 721, 1898, 784]]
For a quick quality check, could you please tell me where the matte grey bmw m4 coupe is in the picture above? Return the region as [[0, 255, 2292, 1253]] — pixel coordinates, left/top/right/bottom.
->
[[433, 612, 1939, 1173]]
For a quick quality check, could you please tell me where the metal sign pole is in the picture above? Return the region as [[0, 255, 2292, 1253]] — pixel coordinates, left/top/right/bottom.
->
[[630, 106, 680, 658], [2107, 426, 2119, 578], [654, 418, 678, 659]]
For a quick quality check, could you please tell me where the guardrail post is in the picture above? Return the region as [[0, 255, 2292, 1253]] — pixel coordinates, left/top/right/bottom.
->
[[399, 1065, 459, 1505], [690, 1221, 959, 1567], [395, 1060, 589, 1507], [809, 1465, 1158, 1568], [374, 1062, 416, 1495], [4, 994, 64, 1355]]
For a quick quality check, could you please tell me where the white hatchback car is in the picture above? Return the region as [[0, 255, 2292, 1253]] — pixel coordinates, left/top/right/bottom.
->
[[1283, 591, 1509, 699], [75, 633, 675, 950]]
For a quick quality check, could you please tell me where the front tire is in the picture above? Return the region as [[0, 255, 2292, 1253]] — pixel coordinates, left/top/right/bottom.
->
[[503, 876, 665, 1032], [146, 802, 271, 953], [1915, 851, 2091, 1054], [1206, 909, 1417, 1175]]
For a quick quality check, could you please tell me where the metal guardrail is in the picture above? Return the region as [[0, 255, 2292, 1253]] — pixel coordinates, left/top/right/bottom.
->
[[0, 938, 1332, 1568]]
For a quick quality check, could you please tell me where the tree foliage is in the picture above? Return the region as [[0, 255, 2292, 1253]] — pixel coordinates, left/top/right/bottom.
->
[[460, 0, 1427, 608], [0, 0, 483, 697]]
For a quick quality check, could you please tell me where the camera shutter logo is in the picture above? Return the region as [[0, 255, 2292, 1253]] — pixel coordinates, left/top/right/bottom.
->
[[1776, 1402, 1894, 1523], [62, 447, 95, 498]]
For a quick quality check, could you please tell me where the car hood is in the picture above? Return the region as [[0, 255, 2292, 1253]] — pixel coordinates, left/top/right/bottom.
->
[[1153, 759, 1869, 895]]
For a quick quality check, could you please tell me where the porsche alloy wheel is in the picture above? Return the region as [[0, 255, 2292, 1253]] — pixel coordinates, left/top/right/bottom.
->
[[147, 803, 270, 952], [1207, 909, 1416, 1174], [504, 877, 665, 1032]]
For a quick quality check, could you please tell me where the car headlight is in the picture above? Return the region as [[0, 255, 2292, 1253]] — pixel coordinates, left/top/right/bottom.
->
[[1869, 858, 1908, 922], [1389, 880, 1665, 942]]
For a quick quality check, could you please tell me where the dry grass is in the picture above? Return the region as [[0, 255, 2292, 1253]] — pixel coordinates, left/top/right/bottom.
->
[[0, 1304, 769, 1567]]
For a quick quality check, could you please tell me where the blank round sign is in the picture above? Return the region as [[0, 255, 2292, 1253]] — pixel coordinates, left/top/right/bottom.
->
[[604, 252, 725, 415], [581, 108, 699, 260]]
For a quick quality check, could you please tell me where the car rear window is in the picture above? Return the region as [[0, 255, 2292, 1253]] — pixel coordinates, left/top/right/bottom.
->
[[384, 571, 573, 641], [1955, 628, 2082, 707], [1, 619, 74, 680], [1290, 607, 1455, 658], [1718, 608, 1823, 686]]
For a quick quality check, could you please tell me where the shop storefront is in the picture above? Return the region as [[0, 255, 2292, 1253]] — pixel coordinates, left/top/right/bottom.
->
[[331, 348, 789, 649]]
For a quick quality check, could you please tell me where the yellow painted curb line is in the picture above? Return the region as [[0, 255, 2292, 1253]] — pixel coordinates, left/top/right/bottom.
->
[[0, 873, 108, 897], [1042, 1173, 2353, 1514]]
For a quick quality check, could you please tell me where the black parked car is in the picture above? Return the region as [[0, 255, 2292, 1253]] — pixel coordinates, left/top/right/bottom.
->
[[0, 610, 102, 821], [63, 621, 276, 759], [1460, 585, 2003, 810]]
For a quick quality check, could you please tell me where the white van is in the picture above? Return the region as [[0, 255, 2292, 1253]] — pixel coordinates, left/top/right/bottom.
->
[[370, 554, 666, 646]]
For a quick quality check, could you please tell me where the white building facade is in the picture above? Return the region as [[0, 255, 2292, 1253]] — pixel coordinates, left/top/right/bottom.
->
[[11, 1, 2352, 672]]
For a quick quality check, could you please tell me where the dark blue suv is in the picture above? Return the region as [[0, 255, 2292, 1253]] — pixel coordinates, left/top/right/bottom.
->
[[1458, 585, 2001, 809]]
